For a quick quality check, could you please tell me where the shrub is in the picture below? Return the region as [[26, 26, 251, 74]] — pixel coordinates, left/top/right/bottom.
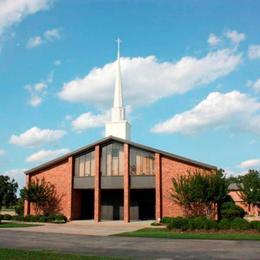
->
[[167, 217, 189, 231], [218, 219, 232, 230], [53, 214, 67, 223], [39, 216, 48, 223], [3, 214, 12, 220], [230, 218, 250, 230], [0, 214, 3, 223], [14, 198, 24, 216], [250, 221, 260, 232], [188, 216, 218, 230], [220, 202, 246, 220], [161, 217, 173, 224], [12, 215, 25, 221]]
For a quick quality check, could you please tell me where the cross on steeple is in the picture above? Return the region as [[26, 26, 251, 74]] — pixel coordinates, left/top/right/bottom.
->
[[116, 37, 122, 58]]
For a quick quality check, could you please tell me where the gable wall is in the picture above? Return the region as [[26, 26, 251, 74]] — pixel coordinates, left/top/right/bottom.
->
[[161, 156, 213, 217]]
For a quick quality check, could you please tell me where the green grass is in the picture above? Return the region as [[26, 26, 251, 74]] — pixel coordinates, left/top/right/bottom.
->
[[116, 228, 260, 241], [0, 222, 42, 228], [0, 248, 126, 260]]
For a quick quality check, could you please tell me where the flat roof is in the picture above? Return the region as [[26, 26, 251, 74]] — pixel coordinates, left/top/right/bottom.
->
[[25, 136, 217, 174]]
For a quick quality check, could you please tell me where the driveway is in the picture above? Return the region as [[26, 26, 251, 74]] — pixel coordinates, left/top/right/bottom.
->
[[1, 220, 153, 236], [0, 230, 260, 259]]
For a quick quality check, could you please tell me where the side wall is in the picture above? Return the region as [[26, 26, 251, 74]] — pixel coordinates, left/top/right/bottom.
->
[[229, 190, 259, 216], [161, 156, 212, 218], [24, 157, 73, 220]]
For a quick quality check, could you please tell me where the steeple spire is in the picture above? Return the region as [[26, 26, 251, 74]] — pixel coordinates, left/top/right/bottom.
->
[[105, 38, 131, 140], [112, 38, 125, 121]]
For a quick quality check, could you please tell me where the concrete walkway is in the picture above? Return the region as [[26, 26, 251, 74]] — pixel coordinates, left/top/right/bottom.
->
[[1, 220, 153, 236], [1, 230, 260, 259]]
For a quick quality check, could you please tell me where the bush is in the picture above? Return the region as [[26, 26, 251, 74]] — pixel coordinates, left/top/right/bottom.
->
[[188, 216, 218, 230], [250, 221, 260, 232], [0, 214, 3, 223], [218, 219, 232, 230], [12, 215, 25, 221], [14, 198, 24, 216], [53, 214, 67, 223], [3, 214, 12, 220], [167, 217, 189, 231], [220, 202, 246, 220], [230, 218, 250, 230], [161, 217, 174, 224], [39, 216, 48, 223]]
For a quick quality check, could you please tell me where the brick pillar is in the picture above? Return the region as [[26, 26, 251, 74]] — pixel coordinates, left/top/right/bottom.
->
[[124, 144, 130, 223], [24, 174, 31, 216], [155, 153, 162, 221], [94, 145, 101, 222], [68, 156, 73, 220]]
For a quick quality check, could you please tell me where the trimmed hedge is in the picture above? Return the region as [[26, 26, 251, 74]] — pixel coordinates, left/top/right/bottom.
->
[[0, 214, 67, 224], [162, 216, 260, 232], [220, 202, 246, 220]]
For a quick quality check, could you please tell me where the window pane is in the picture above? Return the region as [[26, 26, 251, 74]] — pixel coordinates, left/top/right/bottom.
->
[[79, 155, 85, 176], [90, 151, 95, 176], [74, 150, 95, 177], [130, 147, 155, 175]]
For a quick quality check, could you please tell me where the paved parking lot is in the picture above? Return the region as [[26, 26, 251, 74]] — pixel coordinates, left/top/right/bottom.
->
[[1, 230, 260, 259], [1, 220, 153, 236]]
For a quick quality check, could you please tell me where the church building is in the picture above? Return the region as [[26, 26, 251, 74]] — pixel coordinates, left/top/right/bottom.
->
[[24, 41, 216, 222]]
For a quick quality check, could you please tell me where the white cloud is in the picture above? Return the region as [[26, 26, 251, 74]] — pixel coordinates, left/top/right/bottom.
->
[[54, 59, 61, 66], [44, 28, 60, 41], [151, 91, 260, 135], [248, 45, 260, 60], [72, 111, 110, 132], [239, 158, 260, 169], [3, 168, 27, 190], [9, 126, 66, 148], [247, 78, 260, 92], [208, 33, 220, 46], [27, 28, 60, 49], [26, 148, 70, 163], [225, 30, 245, 45], [26, 35, 42, 48], [25, 71, 53, 106], [0, 0, 52, 36], [59, 49, 241, 108], [0, 149, 5, 156]]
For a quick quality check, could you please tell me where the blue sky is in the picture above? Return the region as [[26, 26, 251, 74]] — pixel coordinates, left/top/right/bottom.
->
[[1, 0, 260, 189]]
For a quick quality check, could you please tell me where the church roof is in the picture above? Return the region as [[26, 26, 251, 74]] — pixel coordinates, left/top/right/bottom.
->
[[25, 135, 217, 175]]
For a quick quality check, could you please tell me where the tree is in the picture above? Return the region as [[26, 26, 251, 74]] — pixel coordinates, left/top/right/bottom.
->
[[237, 170, 260, 215], [23, 178, 62, 215], [171, 169, 228, 218], [0, 175, 18, 210]]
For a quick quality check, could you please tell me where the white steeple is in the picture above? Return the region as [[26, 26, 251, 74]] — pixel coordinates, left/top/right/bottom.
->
[[105, 38, 131, 140]]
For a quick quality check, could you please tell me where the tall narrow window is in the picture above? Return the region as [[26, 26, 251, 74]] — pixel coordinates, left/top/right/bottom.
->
[[130, 147, 155, 175], [74, 150, 95, 177], [101, 142, 124, 176]]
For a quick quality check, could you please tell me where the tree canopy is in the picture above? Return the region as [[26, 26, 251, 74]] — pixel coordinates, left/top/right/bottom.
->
[[171, 169, 228, 218], [0, 175, 18, 210]]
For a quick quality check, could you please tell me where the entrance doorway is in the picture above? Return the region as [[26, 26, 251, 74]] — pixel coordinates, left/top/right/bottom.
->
[[130, 189, 155, 220], [101, 189, 123, 220], [81, 189, 94, 219]]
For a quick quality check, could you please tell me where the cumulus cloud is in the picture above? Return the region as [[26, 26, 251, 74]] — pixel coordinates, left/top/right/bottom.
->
[[0, 0, 51, 36], [26, 35, 42, 48], [0, 149, 5, 156], [248, 45, 260, 60], [151, 91, 260, 135], [3, 168, 27, 190], [25, 71, 53, 106], [26, 148, 70, 163], [9, 126, 66, 148], [26, 28, 61, 49], [225, 30, 246, 45], [247, 78, 260, 92], [59, 49, 241, 108], [208, 33, 220, 46], [72, 111, 110, 132], [239, 158, 260, 169]]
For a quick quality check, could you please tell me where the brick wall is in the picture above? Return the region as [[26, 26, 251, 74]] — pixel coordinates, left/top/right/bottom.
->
[[160, 156, 212, 218], [229, 190, 259, 216], [25, 157, 73, 220]]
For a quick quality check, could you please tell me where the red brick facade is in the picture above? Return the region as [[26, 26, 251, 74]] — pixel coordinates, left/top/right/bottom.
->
[[24, 137, 216, 221]]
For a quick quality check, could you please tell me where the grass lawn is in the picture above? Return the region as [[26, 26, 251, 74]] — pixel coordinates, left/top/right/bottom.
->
[[0, 222, 42, 228], [0, 248, 125, 260], [116, 228, 260, 241]]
